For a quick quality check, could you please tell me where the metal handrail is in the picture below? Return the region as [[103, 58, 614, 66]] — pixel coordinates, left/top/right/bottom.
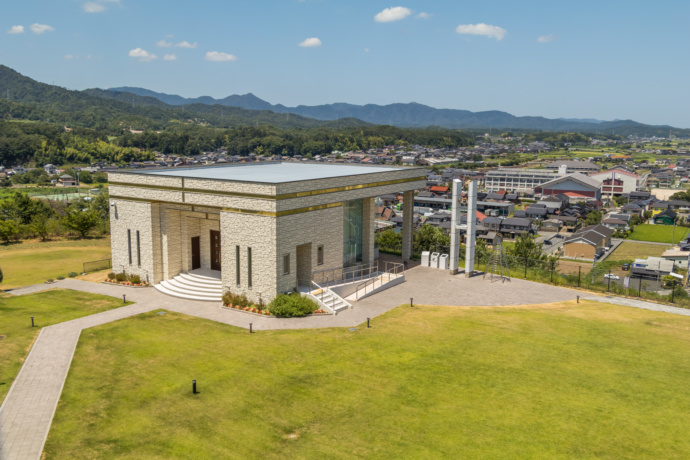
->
[[312, 262, 378, 286], [354, 261, 405, 301]]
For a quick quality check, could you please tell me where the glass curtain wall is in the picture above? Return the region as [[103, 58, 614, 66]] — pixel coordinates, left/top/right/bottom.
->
[[343, 199, 363, 267]]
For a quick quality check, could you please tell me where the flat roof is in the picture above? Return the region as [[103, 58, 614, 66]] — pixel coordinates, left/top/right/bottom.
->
[[125, 162, 405, 183]]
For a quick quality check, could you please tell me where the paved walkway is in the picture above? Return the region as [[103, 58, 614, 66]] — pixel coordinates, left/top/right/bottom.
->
[[1, 269, 688, 459]]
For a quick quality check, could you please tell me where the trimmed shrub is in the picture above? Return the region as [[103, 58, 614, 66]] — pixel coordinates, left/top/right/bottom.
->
[[268, 293, 318, 318], [115, 273, 127, 282], [56, 276, 65, 280], [107, 272, 115, 279], [68, 272, 78, 278], [129, 274, 141, 284], [222, 291, 251, 308]]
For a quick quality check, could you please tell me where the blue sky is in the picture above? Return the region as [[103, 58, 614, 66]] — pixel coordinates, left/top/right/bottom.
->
[[2, 0, 689, 127]]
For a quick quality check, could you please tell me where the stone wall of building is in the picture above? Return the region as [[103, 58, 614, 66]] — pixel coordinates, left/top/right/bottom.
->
[[110, 199, 157, 283], [220, 211, 277, 304], [276, 206, 344, 295]]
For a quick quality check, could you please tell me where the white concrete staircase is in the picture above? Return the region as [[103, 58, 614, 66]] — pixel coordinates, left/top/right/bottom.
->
[[155, 272, 223, 302], [308, 287, 350, 314]]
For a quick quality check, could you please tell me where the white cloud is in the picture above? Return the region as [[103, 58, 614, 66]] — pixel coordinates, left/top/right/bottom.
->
[[156, 39, 173, 47], [416, 12, 432, 19], [175, 40, 197, 48], [128, 48, 157, 62], [537, 34, 557, 43], [30, 23, 55, 34], [164, 54, 177, 61], [364, 47, 370, 53], [374, 7, 412, 23], [83, 1, 106, 13], [7, 25, 24, 34], [298, 37, 321, 47], [64, 54, 78, 60], [455, 23, 506, 40], [205, 51, 237, 62]]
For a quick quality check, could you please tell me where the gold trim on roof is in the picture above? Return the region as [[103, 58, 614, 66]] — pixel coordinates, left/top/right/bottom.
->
[[109, 176, 424, 201], [109, 196, 343, 217]]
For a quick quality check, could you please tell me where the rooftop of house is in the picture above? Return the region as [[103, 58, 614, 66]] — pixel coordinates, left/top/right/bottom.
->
[[124, 162, 417, 184]]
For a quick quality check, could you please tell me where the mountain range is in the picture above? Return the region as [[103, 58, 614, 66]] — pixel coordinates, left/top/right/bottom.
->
[[109, 86, 677, 134]]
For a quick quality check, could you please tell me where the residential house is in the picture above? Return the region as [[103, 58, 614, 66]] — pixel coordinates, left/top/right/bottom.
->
[[653, 209, 677, 225], [58, 174, 76, 187], [562, 224, 614, 260]]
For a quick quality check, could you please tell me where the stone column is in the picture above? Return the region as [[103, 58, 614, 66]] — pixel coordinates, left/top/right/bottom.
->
[[402, 190, 414, 260], [361, 197, 376, 267]]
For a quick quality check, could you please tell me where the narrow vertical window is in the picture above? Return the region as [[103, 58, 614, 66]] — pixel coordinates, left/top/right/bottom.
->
[[236, 245, 241, 286], [136, 231, 141, 267], [127, 229, 132, 265], [317, 245, 324, 266], [247, 247, 252, 289], [283, 253, 290, 275]]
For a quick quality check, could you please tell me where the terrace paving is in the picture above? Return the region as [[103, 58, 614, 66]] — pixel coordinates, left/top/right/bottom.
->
[[1, 268, 688, 459]]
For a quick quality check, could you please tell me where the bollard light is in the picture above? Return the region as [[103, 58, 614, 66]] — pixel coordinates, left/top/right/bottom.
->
[[123, 294, 126, 304], [577, 295, 580, 304], [249, 323, 253, 334], [410, 297, 413, 308], [31, 316, 34, 327], [192, 379, 197, 394], [367, 317, 371, 328]]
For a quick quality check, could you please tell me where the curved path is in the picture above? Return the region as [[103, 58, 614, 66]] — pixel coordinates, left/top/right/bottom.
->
[[1, 268, 688, 459]]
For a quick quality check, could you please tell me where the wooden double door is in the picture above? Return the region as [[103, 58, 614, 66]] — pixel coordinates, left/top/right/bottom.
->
[[190, 230, 221, 271]]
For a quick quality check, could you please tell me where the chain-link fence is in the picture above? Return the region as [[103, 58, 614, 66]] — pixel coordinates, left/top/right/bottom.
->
[[473, 254, 690, 307], [83, 258, 112, 274]]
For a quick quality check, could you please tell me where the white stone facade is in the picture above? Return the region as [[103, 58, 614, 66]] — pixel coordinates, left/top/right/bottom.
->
[[109, 162, 424, 302]]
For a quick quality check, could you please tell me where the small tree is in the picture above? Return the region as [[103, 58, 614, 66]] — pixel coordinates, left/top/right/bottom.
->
[[413, 223, 450, 253], [0, 220, 19, 243], [375, 228, 402, 250], [61, 207, 100, 238], [30, 214, 51, 241]]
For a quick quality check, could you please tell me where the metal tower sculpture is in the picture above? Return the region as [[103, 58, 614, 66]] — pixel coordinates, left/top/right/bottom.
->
[[483, 234, 511, 283]]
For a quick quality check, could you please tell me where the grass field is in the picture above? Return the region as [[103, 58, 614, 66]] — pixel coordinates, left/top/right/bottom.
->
[[608, 241, 672, 262], [0, 238, 111, 288], [0, 289, 130, 404], [628, 224, 689, 244], [44, 301, 690, 459]]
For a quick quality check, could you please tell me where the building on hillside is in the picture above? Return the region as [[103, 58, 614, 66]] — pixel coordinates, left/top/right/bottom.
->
[[484, 168, 561, 193], [108, 162, 425, 303], [534, 173, 602, 201], [562, 224, 613, 260], [58, 174, 76, 186]]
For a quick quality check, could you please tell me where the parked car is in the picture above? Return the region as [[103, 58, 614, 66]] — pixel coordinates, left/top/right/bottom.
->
[[544, 239, 552, 245], [622, 263, 630, 271], [553, 234, 565, 239], [604, 273, 620, 280]]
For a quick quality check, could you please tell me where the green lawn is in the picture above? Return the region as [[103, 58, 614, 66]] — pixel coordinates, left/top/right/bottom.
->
[[608, 241, 672, 262], [0, 239, 111, 288], [0, 289, 130, 403], [628, 224, 689, 244], [45, 301, 690, 459]]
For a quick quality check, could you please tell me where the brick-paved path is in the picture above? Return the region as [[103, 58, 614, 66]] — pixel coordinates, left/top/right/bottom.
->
[[0, 269, 687, 459]]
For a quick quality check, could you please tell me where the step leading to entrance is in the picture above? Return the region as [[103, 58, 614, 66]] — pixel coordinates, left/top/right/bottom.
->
[[155, 271, 223, 302]]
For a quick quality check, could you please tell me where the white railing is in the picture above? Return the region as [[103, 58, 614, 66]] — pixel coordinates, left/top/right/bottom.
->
[[312, 262, 379, 288], [308, 281, 351, 315], [354, 262, 405, 301]]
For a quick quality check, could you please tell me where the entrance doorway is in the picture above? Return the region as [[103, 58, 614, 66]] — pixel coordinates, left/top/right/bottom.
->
[[296, 243, 312, 288], [191, 236, 201, 270], [210, 230, 221, 271]]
